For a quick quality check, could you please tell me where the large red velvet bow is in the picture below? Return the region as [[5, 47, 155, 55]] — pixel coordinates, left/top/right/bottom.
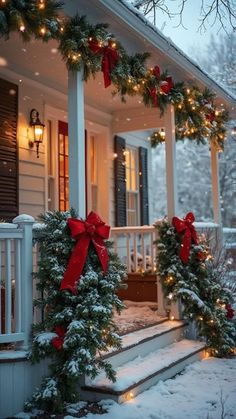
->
[[52, 326, 66, 351], [89, 39, 119, 88], [60, 212, 110, 293], [172, 212, 198, 264]]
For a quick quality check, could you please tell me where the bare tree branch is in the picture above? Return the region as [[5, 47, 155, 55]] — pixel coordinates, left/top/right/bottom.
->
[[130, 0, 236, 32]]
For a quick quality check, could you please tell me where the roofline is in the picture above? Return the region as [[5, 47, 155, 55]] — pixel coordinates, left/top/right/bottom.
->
[[97, 0, 236, 108]]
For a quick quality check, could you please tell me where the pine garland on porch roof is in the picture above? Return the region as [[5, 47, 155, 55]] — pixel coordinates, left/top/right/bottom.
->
[[27, 209, 126, 413], [155, 218, 236, 357], [0, 0, 230, 150]]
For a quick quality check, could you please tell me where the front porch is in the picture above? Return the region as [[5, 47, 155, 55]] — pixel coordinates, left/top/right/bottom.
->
[[0, 215, 230, 348]]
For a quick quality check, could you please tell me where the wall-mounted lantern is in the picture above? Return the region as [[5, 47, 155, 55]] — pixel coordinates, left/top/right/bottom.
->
[[29, 108, 45, 158]]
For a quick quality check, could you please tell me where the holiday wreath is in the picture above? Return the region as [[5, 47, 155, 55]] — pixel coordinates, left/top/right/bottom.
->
[[156, 212, 236, 357], [27, 209, 126, 412]]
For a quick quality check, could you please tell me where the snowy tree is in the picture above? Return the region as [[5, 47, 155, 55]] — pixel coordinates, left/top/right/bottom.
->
[[151, 32, 236, 227], [193, 33, 236, 227], [151, 141, 213, 222], [192, 32, 236, 96]]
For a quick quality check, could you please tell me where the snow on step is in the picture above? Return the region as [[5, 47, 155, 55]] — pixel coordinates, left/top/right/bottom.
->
[[86, 339, 205, 392], [101, 320, 187, 369], [121, 320, 184, 349]]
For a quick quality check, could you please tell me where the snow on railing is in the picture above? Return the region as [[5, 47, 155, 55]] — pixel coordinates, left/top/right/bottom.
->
[[0, 214, 35, 349], [110, 225, 157, 274]]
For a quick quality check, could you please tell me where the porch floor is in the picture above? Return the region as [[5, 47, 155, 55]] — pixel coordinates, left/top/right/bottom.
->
[[113, 300, 165, 335]]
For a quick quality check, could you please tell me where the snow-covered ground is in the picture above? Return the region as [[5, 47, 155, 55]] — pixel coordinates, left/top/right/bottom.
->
[[68, 357, 236, 419], [113, 300, 162, 334]]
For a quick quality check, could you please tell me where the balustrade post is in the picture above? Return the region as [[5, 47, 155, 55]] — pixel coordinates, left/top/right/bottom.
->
[[13, 214, 35, 350]]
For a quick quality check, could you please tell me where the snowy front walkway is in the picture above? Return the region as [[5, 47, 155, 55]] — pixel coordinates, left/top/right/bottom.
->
[[67, 357, 236, 419]]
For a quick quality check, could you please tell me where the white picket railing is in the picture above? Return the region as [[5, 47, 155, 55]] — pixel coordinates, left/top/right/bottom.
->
[[110, 225, 157, 273], [0, 214, 35, 349]]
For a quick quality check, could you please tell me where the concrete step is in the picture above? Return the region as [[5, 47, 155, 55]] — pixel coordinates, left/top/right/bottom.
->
[[102, 320, 187, 369], [82, 339, 206, 403]]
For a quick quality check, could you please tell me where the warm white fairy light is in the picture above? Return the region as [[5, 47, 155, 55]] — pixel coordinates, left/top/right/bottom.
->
[[19, 25, 25, 32], [38, 0, 45, 9]]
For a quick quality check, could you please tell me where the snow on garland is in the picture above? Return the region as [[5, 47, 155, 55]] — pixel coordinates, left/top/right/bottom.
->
[[0, 1, 228, 149], [155, 212, 236, 357], [26, 209, 126, 413]]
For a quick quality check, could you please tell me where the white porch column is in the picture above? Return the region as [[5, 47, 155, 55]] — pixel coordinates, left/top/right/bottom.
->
[[210, 145, 221, 224], [160, 106, 181, 320], [68, 70, 86, 218], [164, 105, 178, 220]]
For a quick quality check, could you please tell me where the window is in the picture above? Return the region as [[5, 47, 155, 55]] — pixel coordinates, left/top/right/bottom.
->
[[58, 121, 69, 211], [125, 147, 139, 226]]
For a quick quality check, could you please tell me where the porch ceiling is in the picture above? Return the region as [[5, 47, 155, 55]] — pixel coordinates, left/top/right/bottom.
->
[[0, 0, 235, 116]]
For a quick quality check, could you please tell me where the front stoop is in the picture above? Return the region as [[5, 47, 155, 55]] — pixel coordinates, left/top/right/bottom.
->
[[81, 321, 206, 403]]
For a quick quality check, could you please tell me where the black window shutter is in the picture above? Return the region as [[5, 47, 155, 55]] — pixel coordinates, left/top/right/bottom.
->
[[139, 146, 149, 225], [114, 135, 127, 226], [0, 78, 18, 221]]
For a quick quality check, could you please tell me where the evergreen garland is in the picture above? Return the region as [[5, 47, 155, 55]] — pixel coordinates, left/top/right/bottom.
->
[[0, 0, 63, 41], [149, 129, 166, 147], [0, 1, 229, 149], [155, 218, 236, 357], [27, 210, 126, 413]]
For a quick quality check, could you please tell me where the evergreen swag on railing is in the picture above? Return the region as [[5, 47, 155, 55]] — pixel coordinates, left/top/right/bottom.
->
[[0, 0, 229, 150], [155, 213, 236, 358], [27, 210, 126, 412]]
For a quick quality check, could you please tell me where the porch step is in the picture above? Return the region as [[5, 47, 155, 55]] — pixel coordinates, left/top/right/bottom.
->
[[81, 321, 206, 403], [102, 319, 187, 369]]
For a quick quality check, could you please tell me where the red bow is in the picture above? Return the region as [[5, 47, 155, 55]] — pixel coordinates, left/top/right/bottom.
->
[[172, 212, 198, 264], [226, 304, 234, 320], [52, 326, 66, 351], [60, 212, 110, 293], [149, 67, 173, 106], [160, 76, 174, 95], [89, 39, 119, 88], [149, 87, 158, 107], [206, 111, 215, 122]]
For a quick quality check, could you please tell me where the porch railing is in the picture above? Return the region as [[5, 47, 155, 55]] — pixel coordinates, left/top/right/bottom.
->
[[110, 226, 157, 274], [110, 222, 222, 275], [0, 215, 227, 348], [0, 215, 35, 349]]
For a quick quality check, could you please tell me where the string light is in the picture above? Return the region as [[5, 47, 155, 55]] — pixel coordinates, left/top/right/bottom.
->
[[40, 27, 46, 35], [19, 25, 25, 32], [38, 0, 45, 10]]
